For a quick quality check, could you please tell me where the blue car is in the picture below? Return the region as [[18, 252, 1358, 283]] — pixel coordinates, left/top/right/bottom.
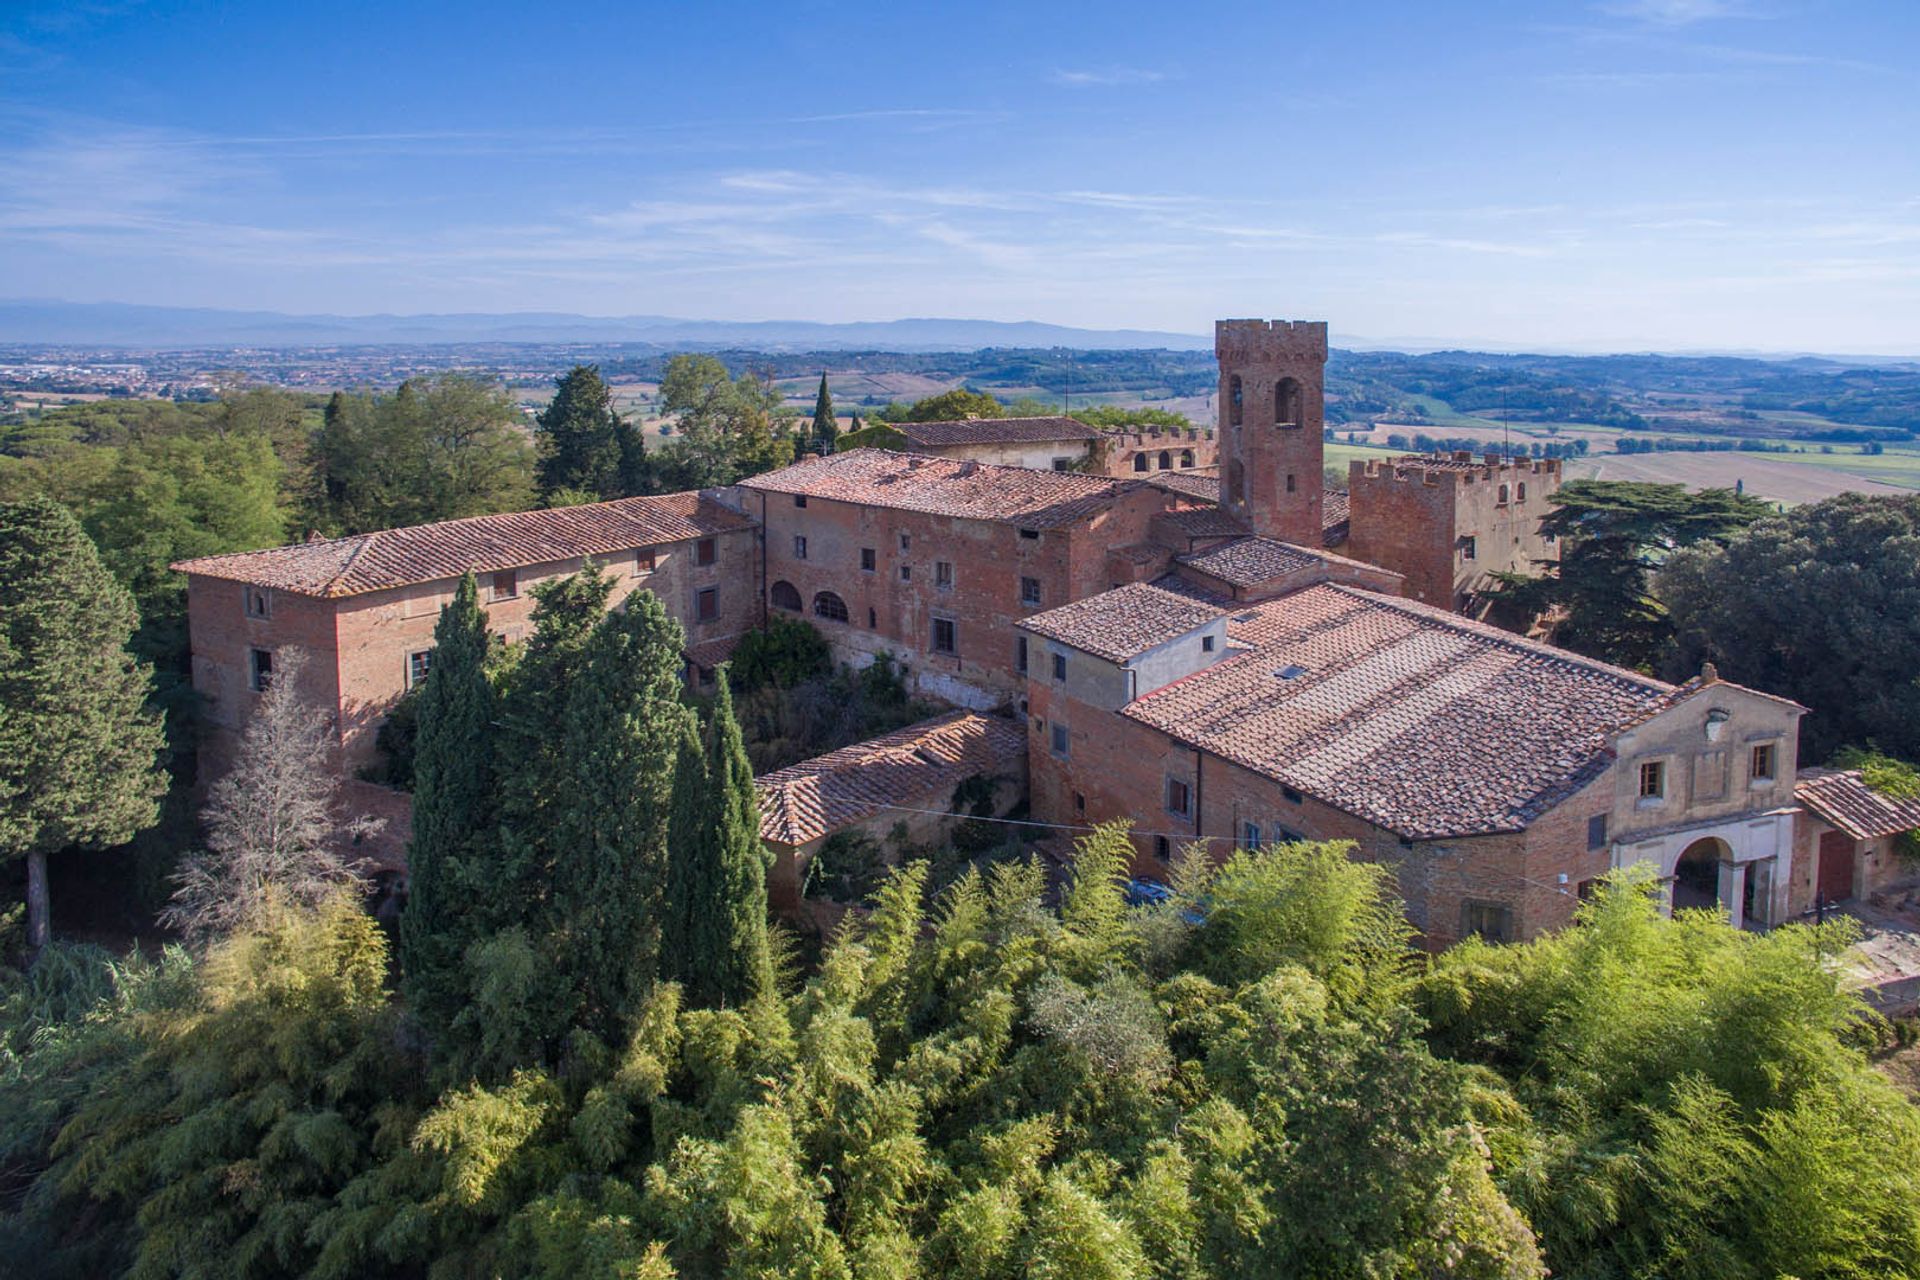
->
[[1123, 878, 1173, 907]]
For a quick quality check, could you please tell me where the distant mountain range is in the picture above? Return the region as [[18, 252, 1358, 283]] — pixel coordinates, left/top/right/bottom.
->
[[0, 301, 1214, 351]]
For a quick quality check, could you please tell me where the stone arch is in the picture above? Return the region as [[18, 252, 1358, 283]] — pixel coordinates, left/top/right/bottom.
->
[[770, 580, 802, 612], [1180, 448, 1195, 467], [1673, 836, 1728, 912], [1132, 452, 1148, 472], [1229, 375, 1243, 427], [812, 590, 849, 623], [1158, 450, 1172, 470], [1275, 377, 1303, 427]]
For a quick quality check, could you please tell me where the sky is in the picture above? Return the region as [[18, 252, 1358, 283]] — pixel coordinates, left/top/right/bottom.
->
[[1, 0, 1917, 353]]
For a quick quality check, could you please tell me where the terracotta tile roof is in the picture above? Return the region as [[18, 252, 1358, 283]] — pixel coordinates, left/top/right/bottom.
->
[[1144, 473, 1351, 548], [1018, 582, 1225, 663], [1322, 489, 1351, 546], [895, 415, 1101, 448], [1796, 769, 1920, 842], [1147, 472, 1221, 502], [171, 492, 754, 598], [739, 448, 1137, 529], [1122, 583, 1678, 838], [755, 711, 1027, 847], [1160, 507, 1250, 539], [1176, 535, 1394, 591]]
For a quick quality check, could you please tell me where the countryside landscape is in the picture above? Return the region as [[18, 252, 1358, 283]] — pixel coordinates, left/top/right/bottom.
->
[[5, 2, 1920, 1278]]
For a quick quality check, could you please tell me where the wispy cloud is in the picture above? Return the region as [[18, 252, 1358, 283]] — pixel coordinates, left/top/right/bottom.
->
[[1596, 0, 1765, 26], [1050, 66, 1169, 87]]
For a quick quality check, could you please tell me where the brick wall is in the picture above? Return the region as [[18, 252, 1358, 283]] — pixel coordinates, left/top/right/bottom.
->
[[1347, 455, 1562, 613], [1215, 319, 1327, 547], [1101, 429, 1219, 478]]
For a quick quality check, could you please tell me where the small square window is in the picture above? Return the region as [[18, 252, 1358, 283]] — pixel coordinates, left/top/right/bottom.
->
[[406, 649, 432, 689], [861, 547, 876, 572], [696, 538, 716, 566], [1461, 901, 1514, 944], [696, 587, 719, 622], [1750, 743, 1776, 782], [1051, 653, 1067, 682], [793, 535, 808, 560], [244, 586, 271, 619], [1638, 760, 1666, 800], [491, 569, 518, 600], [1020, 576, 1042, 606], [1051, 723, 1070, 758], [900, 565, 912, 582], [932, 617, 957, 655], [1587, 814, 1608, 850], [1015, 636, 1028, 674], [793, 494, 808, 508], [1461, 536, 1477, 562], [635, 548, 656, 574], [935, 561, 953, 590], [248, 647, 274, 692], [1052, 458, 1073, 472], [1202, 635, 1215, 653], [1166, 777, 1192, 818]]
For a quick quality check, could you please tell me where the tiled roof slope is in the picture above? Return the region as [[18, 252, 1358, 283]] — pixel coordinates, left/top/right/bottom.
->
[[756, 711, 1027, 847], [740, 448, 1137, 529], [896, 415, 1101, 447], [171, 492, 754, 597], [1797, 769, 1920, 842], [1147, 471, 1222, 502], [1144, 473, 1351, 547], [1176, 535, 1391, 590], [1123, 583, 1677, 839], [1018, 581, 1224, 663]]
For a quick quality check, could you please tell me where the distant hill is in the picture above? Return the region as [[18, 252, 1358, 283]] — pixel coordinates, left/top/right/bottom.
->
[[0, 300, 1213, 351]]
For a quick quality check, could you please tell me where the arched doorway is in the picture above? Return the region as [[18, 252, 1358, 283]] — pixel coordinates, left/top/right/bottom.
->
[[1672, 837, 1727, 911]]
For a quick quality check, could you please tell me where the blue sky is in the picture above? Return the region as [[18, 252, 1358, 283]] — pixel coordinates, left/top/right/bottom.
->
[[1, 0, 1916, 351]]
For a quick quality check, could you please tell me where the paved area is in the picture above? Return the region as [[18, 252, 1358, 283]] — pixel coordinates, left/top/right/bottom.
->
[[1835, 890, 1920, 1016]]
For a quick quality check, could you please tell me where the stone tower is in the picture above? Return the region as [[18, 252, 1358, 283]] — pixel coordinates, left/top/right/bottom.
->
[[1215, 319, 1327, 546]]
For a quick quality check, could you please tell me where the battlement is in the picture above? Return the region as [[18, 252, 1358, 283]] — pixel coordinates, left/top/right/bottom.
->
[[1352, 451, 1563, 489], [1215, 318, 1329, 364]]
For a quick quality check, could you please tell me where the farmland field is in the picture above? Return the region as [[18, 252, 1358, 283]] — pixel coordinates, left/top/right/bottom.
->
[[1565, 451, 1918, 503]]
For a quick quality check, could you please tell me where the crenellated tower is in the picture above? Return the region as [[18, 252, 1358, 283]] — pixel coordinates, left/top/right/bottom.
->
[[1215, 319, 1327, 546]]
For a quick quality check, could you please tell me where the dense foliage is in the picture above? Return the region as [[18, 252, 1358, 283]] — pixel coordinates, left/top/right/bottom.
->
[[534, 365, 645, 504], [651, 355, 794, 489]]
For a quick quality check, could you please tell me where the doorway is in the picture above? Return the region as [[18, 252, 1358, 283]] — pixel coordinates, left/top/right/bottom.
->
[[1673, 838, 1726, 911], [1817, 828, 1857, 903]]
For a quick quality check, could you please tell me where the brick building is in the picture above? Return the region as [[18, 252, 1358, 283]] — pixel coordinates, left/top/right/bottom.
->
[[888, 414, 1219, 479], [171, 491, 759, 771], [1790, 769, 1920, 913]]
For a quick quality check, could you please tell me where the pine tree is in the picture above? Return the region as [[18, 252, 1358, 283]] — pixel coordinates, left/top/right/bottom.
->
[[0, 496, 166, 953], [811, 372, 838, 454], [534, 365, 625, 502], [668, 671, 771, 1013], [401, 573, 498, 1030], [550, 588, 692, 1039]]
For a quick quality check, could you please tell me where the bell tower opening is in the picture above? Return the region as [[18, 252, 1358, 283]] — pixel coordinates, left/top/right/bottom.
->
[[1215, 319, 1327, 547]]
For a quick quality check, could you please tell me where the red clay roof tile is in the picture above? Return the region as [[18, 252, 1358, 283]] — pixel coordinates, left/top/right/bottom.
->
[[739, 448, 1139, 528], [896, 416, 1101, 447]]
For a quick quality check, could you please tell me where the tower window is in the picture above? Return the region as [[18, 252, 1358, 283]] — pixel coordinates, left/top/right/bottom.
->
[[1498, 484, 1511, 505], [1276, 377, 1303, 427], [1286, 473, 1296, 493], [1229, 374, 1243, 427], [1517, 482, 1528, 502]]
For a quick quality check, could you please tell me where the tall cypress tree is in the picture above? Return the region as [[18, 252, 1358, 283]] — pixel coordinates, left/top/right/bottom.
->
[[550, 588, 691, 1040], [0, 497, 166, 952], [535, 365, 625, 502], [400, 573, 496, 1030], [660, 716, 709, 992], [676, 670, 771, 1008], [810, 372, 838, 454]]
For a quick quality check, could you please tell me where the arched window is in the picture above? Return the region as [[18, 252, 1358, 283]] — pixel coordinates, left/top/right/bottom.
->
[[1228, 375, 1243, 427], [813, 591, 849, 623], [1158, 450, 1172, 470], [1275, 377, 1303, 426], [1498, 483, 1511, 505], [770, 580, 802, 612], [1132, 452, 1148, 472], [1516, 481, 1528, 502], [1180, 449, 1194, 467]]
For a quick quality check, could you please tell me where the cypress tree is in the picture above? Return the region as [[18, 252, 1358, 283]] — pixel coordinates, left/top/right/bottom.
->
[[684, 670, 771, 1007], [660, 716, 709, 992], [400, 573, 497, 1030], [0, 496, 166, 952], [535, 365, 624, 502], [550, 588, 691, 1039], [810, 372, 838, 454]]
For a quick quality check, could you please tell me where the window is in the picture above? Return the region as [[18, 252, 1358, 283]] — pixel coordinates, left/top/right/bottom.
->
[[1461, 901, 1514, 944], [935, 560, 953, 590], [696, 538, 716, 566], [248, 647, 273, 692], [793, 534, 808, 560], [1051, 723, 1070, 758], [899, 533, 911, 552], [1074, 792, 1085, 814], [1576, 878, 1600, 902], [491, 568, 518, 600], [1020, 576, 1042, 606], [1051, 653, 1067, 682], [1166, 777, 1192, 818], [1461, 536, 1477, 562], [1018, 528, 1040, 541], [900, 565, 912, 582], [1156, 835, 1172, 861], [1158, 450, 1172, 470], [1229, 374, 1243, 427], [1015, 636, 1028, 674], [1751, 743, 1777, 782], [1278, 826, 1305, 844], [1587, 814, 1608, 850], [1498, 483, 1511, 505], [1275, 376, 1302, 426], [932, 617, 957, 655], [1285, 472, 1296, 493], [770, 580, 802, 612], [1180, 449, 1194, 467], [1202, 635, 1215, 653], [793, 494, 808, 508], [1052, 458, 1072, 472], [1517, 482, 1528, 502], [635, 548, 656, 574], [1133, 453, 1148, 473], [868, 608, 877, 629], [861, 547, 876, 572], [1243, 821, 1262, 849], [1282, 785, 1303, 804], [1638, 760, 1666, 800], [812, 591, 849, 623], [406, 649, 432, 689], [244, 586, 271, 619], [696, 587, 718, 622]]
